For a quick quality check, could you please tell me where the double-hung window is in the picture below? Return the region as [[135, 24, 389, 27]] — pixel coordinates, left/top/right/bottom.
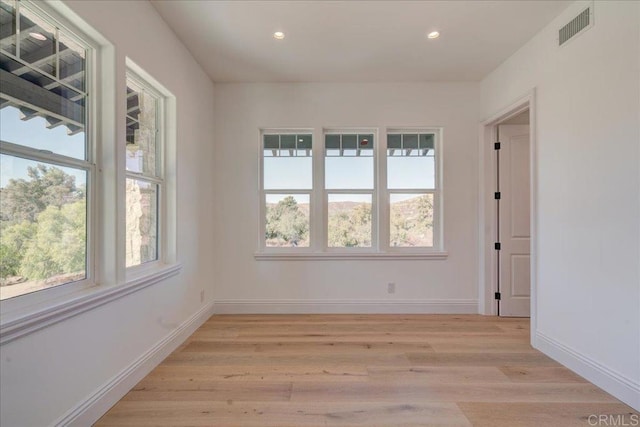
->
[[324, 131, 375, 249], [125, 69, 164, 269], [0, 0, 92, 299], [386, 130, 439, 249], [261, 132, 312, 249]]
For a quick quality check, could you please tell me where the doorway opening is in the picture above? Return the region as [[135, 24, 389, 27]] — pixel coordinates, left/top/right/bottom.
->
[[480, 91, 536, 321]]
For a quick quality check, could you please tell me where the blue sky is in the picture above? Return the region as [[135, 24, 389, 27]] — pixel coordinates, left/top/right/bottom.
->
[[1, 107, 86, 187], [264, 148, 435, 204]]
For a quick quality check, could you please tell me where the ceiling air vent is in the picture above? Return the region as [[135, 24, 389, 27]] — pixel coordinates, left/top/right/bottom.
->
[[559, 6, 592, 46]]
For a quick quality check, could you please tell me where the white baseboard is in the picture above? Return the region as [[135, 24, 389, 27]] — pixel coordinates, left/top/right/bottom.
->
[[534, 331, 640, 411], [54, 301, 215, 427], [212, 299, 478, 314]]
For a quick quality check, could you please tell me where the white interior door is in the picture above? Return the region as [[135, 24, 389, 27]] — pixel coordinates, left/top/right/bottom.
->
[[498, 124, 530, 317]]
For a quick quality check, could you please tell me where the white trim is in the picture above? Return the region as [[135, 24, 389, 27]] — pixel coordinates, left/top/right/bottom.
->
[[0, 264, 181, 345], [213, 299, 477, 314], [534, 332, 640, 411], [478, 89, 537, 340], [254, 251, 448, 261], [53, 300, 214, 427], [124, 60, 170, 272]]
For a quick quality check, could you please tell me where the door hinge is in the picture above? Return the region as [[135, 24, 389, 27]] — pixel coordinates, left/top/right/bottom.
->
[[495, 242, 501, 250], [495, 292, 501, 300], [494, 192, 501, 200], [494, 142, 501, 150]]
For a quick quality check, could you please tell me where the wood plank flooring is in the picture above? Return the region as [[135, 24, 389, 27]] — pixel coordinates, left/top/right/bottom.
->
[[95, 315, 638, 426]]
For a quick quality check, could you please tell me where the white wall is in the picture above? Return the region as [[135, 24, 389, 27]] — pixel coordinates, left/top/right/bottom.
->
[[0, 1, 216, 425], [481, 1, 640, 410], [212, 83, 479, 312]]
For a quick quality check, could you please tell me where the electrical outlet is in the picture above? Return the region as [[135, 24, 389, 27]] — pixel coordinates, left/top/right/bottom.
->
[[387, 282, 396, 294], [200, 290, 205, 303]]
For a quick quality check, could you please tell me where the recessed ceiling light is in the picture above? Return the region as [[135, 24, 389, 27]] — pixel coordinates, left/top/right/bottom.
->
[[29, 32, 47, 41], [273, 31, 285, 40], [427, 31, 440, 39]]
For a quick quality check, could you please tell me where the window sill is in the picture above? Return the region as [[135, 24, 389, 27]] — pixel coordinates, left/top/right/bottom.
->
[[0, 263, 181, 345], [254, 252, 448, 261]]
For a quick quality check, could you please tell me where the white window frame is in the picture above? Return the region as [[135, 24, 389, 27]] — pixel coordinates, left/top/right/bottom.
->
[[0, 0, 97, 307], [255, 126, 447, 260], [259, 128, 315, 253], [124, 59, 176, 280], [124, 67, 164, 275], [323, 128, 378, 253], [383, 128, 444, 253]]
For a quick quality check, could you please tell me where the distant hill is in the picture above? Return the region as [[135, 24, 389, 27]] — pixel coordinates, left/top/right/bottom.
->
[[266, 195, 432, 247], [266, 197, 428, 215]]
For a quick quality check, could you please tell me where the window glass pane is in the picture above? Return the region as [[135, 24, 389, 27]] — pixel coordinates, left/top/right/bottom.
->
[[342, 134, 357, 150], [126, 79, 158, 176], [264, 134, 279, 150], [0, 104, 86, 159], [328, 193, 372, 248], [419, 134, 434, 151], [263, 158, 312, 189], [265, 194, 309, 247], [281, 134, 296, 150], [0, 1, 17, 56], [358, 134, 373, 156], [263, 134, 312, 190], [0, 154, 87, 300], [325, 134, 340, 155], [126, 178, 158, 267], [19, 7, 57, 76], [387, 133, 435, 189], [403, 134, 419, 150], [325, 157, 373, 189], [58, 32, 86, 92], [325, 133, 374, 189], [390, 193, 433, 247], [1, 24, 87, 160], [388, 156, 434, 189], [297, 134, 311, 150], [387, 134, 401, 150]]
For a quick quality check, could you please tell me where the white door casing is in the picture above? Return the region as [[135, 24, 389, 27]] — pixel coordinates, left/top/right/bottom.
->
[[498, 124, 531, 317]]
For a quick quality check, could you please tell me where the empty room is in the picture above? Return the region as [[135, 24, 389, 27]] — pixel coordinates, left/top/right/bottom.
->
[[0, 0, 638, 426]]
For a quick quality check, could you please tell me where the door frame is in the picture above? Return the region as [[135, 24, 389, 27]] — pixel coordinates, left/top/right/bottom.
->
[[478, 89, 537, 330]]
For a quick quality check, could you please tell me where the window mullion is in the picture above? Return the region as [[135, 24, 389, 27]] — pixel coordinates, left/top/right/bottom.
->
[[378, 131, 389, 251], [125, 171, 163, 185], [312, 127, 323, 252]]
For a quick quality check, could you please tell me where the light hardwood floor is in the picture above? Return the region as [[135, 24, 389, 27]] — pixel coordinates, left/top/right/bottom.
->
[[96, 315, 638, 426]]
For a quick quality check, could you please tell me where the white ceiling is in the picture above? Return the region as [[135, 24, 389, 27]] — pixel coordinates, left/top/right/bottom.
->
[[151, 0, 570, 83]]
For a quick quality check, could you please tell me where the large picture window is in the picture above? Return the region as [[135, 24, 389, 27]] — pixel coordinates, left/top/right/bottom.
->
[[0, 0, 92, 299]]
